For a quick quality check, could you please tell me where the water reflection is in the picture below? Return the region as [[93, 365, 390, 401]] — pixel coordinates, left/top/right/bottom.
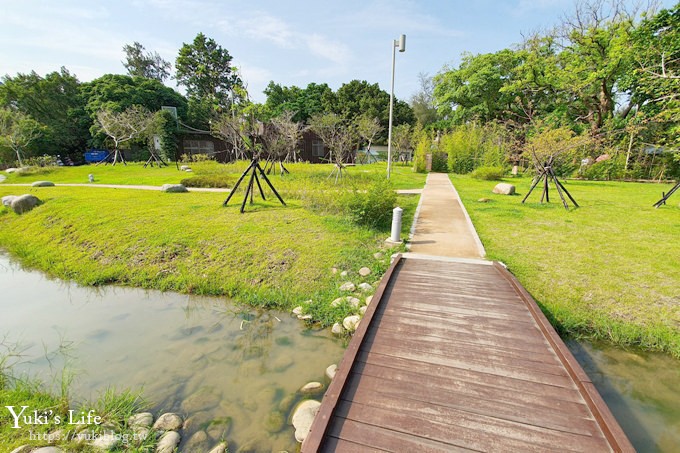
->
[[568, 340, 680, 452], [0, 252, 345, 451]]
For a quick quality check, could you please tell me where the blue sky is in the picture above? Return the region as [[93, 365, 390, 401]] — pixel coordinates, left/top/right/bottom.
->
[[0, 0, 675, 103]]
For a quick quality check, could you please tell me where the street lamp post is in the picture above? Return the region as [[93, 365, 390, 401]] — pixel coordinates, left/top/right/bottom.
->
[[387, 34, 406, 180]]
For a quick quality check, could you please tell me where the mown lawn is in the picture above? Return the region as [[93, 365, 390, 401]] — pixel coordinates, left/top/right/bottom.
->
[[0, 165, 420, 326], [2, 161, 426, 190], [452, 175, 680, 357]]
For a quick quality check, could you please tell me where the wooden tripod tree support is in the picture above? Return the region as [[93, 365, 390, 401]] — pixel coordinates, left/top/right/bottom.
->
[[223, 156, 286, 213], [328, 163, 345, 183], [144, 149, 168, 168], [653, 181, 680, 208], [522, 156, 579, 210], [96, 148, 127, 166], [264, 159, 290, 176]]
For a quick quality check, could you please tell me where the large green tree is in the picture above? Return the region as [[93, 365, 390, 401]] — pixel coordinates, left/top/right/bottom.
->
[[0, 68, 90, 158], [122, 42, 171, 82], [263, 81, 335, 122], [80, 74, 187, 143], [175, 33, 242, 113]]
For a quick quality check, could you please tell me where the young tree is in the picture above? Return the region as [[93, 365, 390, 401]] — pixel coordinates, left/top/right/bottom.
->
[[95, 105, 154, 165], [175, 33, 242, 113], [122, 42, 172, 82], [0, 108, 44, 166], [356, 114, 383, 163], [264, 110, 305, 172], [391, 124, 413, 164], [309, 112, 358, 182]]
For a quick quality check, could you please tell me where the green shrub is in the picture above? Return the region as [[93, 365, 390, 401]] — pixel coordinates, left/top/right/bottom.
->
[[180, 174, 233, 188], [581, 155, 626, 180], [15, 166, 57, 177], [471, 166, 506, 180], [345, 179, 397, 229]]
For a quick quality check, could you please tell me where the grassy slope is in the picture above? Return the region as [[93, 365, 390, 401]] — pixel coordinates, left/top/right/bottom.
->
[[0, 162, 421, 325], [453, 175, 680, 357]]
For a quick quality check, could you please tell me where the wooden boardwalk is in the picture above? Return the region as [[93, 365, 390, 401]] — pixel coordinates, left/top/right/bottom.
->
[[302, 255, 633, 452]]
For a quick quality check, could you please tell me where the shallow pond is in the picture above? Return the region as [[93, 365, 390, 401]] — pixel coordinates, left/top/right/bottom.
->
[[2, 252, 680, 452], [0, 252, 345, 452]]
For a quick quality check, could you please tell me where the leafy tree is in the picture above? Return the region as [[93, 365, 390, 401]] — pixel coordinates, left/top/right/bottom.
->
[[625, 3, 680, 145], [95, 105, 154, 165], [0, 68, 89, 159], [153, 109, 178, 162], [433, 49, 521, 124], [81, 74, 187, 143], [335, 80, 415, 138], [175, 33, 242, 113], [410, 73, 439, 126], [390, 123, 413, 163], [263, 81, 335, 123], [0, 108, 44, 166], [122, 42, 171, 82]]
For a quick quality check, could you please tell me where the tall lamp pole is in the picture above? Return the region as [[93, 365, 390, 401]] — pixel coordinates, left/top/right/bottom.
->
[[387, 34, 406, 180]]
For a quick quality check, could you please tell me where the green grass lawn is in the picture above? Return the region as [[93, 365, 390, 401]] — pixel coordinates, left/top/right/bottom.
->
[[452, 175, 680, 357], [0, 164, 420, 326], [2, 160, 426, 190]]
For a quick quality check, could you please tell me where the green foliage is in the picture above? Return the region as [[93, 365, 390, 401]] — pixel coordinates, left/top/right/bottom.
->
[[175, 33, 242, 111], [122, 41, 171, 82], [180, 174, 233, 188], [0, 108, 46, 166], [440, 123, 508, 174], [154, 109, 178, 161], [0, 68, 90, 160], [581, 156, 626, 180], [471, 166, 506, 180], [412, 130, 431, 173], [345, 179, 398, 229]]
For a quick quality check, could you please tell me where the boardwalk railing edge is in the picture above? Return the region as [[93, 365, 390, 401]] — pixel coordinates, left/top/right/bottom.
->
[[492, 262, 635, 453], [301, 254, 404, 452]]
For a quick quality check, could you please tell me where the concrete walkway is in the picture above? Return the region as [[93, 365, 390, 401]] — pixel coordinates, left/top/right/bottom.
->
[[408, 173, 485, 259]]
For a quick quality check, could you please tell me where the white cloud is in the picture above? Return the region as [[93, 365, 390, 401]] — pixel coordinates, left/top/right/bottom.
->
[[305, 34, 352, 66], [241, 12, 295, 48]]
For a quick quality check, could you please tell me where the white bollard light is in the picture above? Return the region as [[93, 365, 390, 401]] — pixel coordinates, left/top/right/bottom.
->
[[390, 207, 403, 243], [88, 174, 94, 183]]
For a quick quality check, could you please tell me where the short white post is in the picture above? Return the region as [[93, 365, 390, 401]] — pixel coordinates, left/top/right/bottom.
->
[[88, 174, 94, 183], [390, 207, 403, 243]]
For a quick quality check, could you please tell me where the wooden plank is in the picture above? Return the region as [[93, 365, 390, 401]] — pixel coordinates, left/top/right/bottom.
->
[[344, 371, 600, 437], [324, 419, 463, 453], [301, 255, 403, 453], [355, 350, 585, 403], [334, 400, 611, 453], [305, 258, 633, 452], [352, 361, 588, 412]]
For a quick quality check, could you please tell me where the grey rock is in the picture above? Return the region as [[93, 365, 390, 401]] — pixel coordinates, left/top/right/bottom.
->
[[128, 412, 153, 429], [325, 364, 338, 380], [373, 252, 385, 259], [91, 432, 120, 450], [208, 443, 228, 453], [180, 165, 190, 171], [183, 431, 209, 453], [160, 183, 188, 193], [299, 381, 324, 394], [492, 183, 515, 195], [292, 306, 303, 316], [359, 267, 371, 277], [152, 412, 183, 431], [292, 400, 321, 443], [32, 448, 64, 453], [184, 168, 193, 172], [2, 195, 17, 207], [339, 282, 356, 292], [365, 295, 373, 305], [331, 323, 344, 335], [11, 194, 41, 214], [31, 180, 55, 187], [343, 315, 361, 332], [9, 446, 33, 453], [5, 167, 18, 173], [360, 306, 367, 315], [339, 270, 348, 277], [297, 314, 313, 320], [156, 431, 181, 453], [331, 296, 360, 308], [358, 283, 373, 292], [478, 198, 491, 203]]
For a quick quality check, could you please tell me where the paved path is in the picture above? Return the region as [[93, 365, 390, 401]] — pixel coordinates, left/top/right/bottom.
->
[[408, 173, 485, 259]]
